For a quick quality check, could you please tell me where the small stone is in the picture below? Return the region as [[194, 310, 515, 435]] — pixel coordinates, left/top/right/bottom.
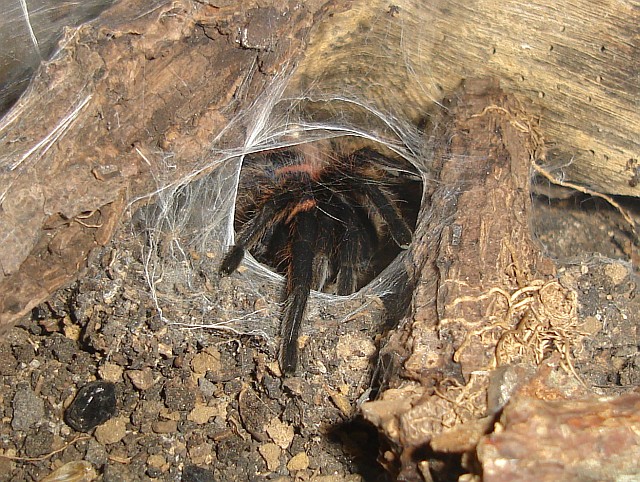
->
[[102, 462, 135, 481], [282, 377, 304, 396], [127, 368, 155, 390], [287, 452, 309, 472], [158, 343, 173, 358], [191, 349, 221, 376], [147, 466, 163, 478], [604, 262, 628, 285], [99, 362, 124, 383], [182, 465, 215, 482], [163, 379, 196, 412], [582, 316, 602, 336], [336, 336, 376, 372], [45, 334, 77, 363], [188, 404, 224, 425], [94, 416, 127, 444], [159, 407, 181, 421], [65, 381, 117, 432], [328, 389, 352, 417], [258, 443, 281, 471], [147, 453, 166, 468], [152, 420, 178, 434], [198, 377, 216, 398], [84, 439, 109, 466], [63, 323, 82, 341], [265, 417, 294, 450], [23, 426, 54, 457], [11, 385, 45, 431], [188, 442, 214, 465]]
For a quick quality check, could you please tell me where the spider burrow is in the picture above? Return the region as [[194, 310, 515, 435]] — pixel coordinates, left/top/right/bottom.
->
[[220, 139, 421, 374]]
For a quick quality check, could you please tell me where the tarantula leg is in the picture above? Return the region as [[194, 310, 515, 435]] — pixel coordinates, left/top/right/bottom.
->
[[335, 205, 376, 295], [362, 183, 413, 249], [219, 192, 293, 275], [280, 209, 318, 375], [219, 245, 245, 275], [336, 238, 359, 295]]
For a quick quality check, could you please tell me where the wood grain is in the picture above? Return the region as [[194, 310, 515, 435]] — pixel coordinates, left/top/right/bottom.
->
[[289, 0, 639, 196]]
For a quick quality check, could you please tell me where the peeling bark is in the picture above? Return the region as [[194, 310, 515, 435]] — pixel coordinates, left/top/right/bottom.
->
[[0, 0, 327, 327], [363, 80, 571, 480]]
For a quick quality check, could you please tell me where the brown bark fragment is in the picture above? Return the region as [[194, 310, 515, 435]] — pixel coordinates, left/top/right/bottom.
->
[[478, 393, 640, 482], [363, 79, 567, 480], [0, 0, 326, 328]]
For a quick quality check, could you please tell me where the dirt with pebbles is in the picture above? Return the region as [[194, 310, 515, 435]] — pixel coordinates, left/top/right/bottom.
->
[[0, 193, 637, 481]]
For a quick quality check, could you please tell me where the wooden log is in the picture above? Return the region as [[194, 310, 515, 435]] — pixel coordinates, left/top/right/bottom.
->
[[478, 393, 640, 481], [289, 0, 640, 196], [0, 0, 324, 327], [361, 79, 569, 480]]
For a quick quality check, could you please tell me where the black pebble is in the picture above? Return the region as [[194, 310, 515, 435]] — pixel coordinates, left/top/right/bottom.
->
[[182, 465, 215, 482], [65, 381, 117, 432]]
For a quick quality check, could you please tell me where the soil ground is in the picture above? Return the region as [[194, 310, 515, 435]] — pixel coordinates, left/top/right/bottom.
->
[[0, 189, 637, 481]]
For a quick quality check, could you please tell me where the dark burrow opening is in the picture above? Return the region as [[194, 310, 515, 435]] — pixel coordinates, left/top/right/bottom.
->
[[230, 138, 424, 296]]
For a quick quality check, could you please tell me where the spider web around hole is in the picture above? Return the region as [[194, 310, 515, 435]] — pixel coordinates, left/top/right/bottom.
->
[[135, 68, 434, 347], [230, 138, 423, 298]]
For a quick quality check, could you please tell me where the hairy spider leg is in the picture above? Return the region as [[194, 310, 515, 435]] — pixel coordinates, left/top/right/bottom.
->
[[326, 195, 378, 295], [280, 205, 319, 374], [346, 148, 417, 248], [219, 191, 294, 275], [360, 181, 413, 248]]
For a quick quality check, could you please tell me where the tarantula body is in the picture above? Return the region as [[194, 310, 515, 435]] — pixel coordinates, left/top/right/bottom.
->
[[220, 141, 417, 374]]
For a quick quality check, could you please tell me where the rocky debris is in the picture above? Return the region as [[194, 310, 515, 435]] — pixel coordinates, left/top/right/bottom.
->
[[94, 416, 128, 445], [0, 175, 635, 480], [11, 385, 45, 431], [182, 464, 215, 482]]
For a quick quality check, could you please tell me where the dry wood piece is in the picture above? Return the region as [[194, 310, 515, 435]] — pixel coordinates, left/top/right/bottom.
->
[[362, 79, 574, 480], [361, 76, 638, 481], [0, 0, 324, 328], [478, 393, 640, 481], [290, 0, 639, 197]]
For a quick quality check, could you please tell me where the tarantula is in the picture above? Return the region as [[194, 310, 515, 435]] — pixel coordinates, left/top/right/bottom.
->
[[220, 140, 420, 374]]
